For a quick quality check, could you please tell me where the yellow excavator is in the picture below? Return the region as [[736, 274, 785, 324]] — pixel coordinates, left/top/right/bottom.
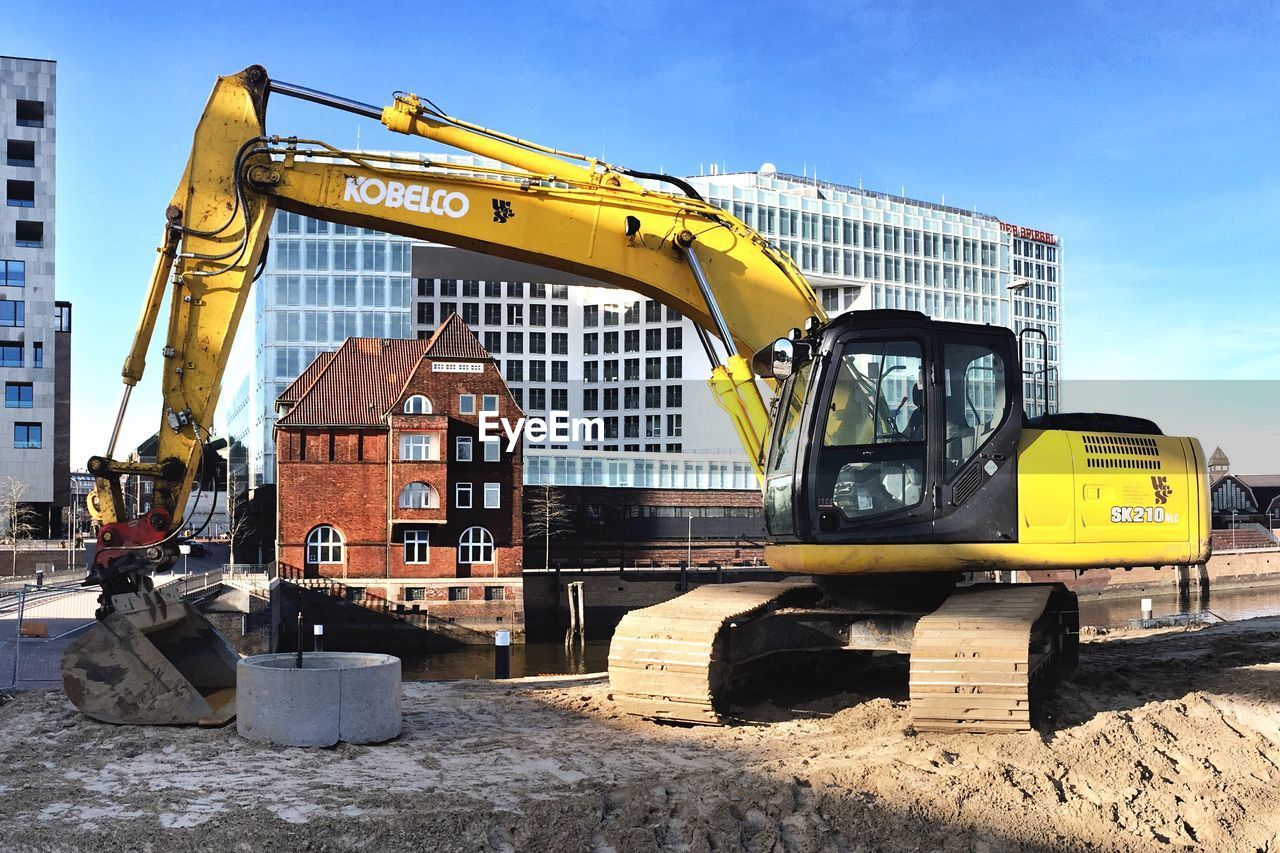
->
[[65, 66, 1209, 731]]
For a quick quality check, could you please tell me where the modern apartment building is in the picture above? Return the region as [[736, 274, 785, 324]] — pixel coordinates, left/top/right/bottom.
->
[[223, 157, 1062, 491], [685, 166, 1062, 412], [1, 55, 70, 538]]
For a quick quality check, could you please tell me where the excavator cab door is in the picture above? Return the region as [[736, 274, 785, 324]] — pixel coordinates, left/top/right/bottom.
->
[[929, 327, 1022, 542], [805, 326, 935, 541]]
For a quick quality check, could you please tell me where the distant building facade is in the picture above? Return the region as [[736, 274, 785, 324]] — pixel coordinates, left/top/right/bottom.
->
[[1211, 473, 1280, 529], [1, 55, 70, 537], [275, 316, 523, 615]]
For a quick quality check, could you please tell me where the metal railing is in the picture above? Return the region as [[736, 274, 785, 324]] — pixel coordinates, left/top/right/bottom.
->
[[1, 568, 227, 689]]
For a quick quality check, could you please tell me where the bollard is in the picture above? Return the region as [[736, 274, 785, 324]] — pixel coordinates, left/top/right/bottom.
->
[[313, 624, 324, 652], [1141, 598, 1153, 620], [494, 630, 511, 679], [296, 612, 304, 668]]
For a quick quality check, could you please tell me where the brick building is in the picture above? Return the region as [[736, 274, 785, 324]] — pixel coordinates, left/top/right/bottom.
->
[[275, 315, 523, 621]]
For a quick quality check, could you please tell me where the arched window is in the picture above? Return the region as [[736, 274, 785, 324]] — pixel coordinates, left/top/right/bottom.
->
[[404, 395, 432, 414], [398, 482, 439, 509], [306, 525, 344, 564], [458, 526, 494, 564]]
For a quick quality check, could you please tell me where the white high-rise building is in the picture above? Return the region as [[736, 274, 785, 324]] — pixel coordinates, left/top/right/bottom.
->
[[1, 55, 71, 537], [223, 158, 1062, 492], [685, 166, 1062, 412]]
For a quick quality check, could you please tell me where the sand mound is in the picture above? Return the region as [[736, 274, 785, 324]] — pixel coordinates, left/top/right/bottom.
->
[[0, 618, 1277, 851]]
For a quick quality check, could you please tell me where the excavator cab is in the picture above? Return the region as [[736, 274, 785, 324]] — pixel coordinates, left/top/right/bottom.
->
[[758, 310, 1023, 549]]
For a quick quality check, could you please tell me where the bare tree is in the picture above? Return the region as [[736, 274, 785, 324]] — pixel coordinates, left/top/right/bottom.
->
[[0, 477, 38, 577], [524, 486, 575, 570], [225, 470, 253, 572]]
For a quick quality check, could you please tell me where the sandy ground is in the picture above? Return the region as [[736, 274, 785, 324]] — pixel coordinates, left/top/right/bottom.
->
[[0, 618, 1277, 852]]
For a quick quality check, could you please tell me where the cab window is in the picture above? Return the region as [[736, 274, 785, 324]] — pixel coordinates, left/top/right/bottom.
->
[[942, 341, 1008, 481], [817, 340, 925, 520]]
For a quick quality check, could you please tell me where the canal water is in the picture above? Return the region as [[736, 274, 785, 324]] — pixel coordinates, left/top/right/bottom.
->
[[402, 583, 1280, 681], [402, 639, 610, 681], [1077, 582, 1280, 627]]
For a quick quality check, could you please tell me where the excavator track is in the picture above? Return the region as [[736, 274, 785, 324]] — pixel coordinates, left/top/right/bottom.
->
[[608, 582, 815, 724], [908, 584, 1078, 733]]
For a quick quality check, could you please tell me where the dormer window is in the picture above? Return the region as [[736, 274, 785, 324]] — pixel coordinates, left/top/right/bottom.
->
[[404, 394, 432, 414]]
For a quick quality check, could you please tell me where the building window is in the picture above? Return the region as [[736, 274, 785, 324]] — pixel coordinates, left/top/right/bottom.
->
[[5, 180, 34, 208], [456, 436, 473, 461], [482, 394, 498, 413], [16, 100, 44, 128], [4, 382, 33, 408], [13, 422, 40, 448], [33, 342, 44, 368], [484, 586, 505, 602], [484, 483, 501, 509], [449, 586, 470, 601], [483, 440, 500, 462], [404, 587, 426, 601], [458, 394, 475, 414], [404, 530, 431, 564], [6, 140, 35, 168], [403, 394, 432, 414], [399, 434, 433, 461], [398, 482, 439, 509], [14, 221, 42, 248], [0, 300, 25, 327], [0, 343, 21, 367], [305, 525, 344, 564], [0, 259, 24, 287], [456, 482, 473, 509], [458, 526, 494, 564]]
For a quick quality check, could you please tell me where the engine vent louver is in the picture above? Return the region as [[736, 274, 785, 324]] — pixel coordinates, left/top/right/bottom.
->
[[951, 464, 983, 506], [1082, 434, 1162, 470]]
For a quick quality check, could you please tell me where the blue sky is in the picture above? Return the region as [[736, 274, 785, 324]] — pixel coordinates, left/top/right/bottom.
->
[[5, 1, 1279, 468]]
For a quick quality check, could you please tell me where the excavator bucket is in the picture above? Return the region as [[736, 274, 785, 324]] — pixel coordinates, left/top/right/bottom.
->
[[61, 596, 238, 726]]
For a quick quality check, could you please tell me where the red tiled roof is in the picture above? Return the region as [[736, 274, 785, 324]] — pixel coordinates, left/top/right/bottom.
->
[[277, 350, 335, 406], [424, 312, 491, 360], [277, 338, 432, 427], [275, 315, 493, 428]]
